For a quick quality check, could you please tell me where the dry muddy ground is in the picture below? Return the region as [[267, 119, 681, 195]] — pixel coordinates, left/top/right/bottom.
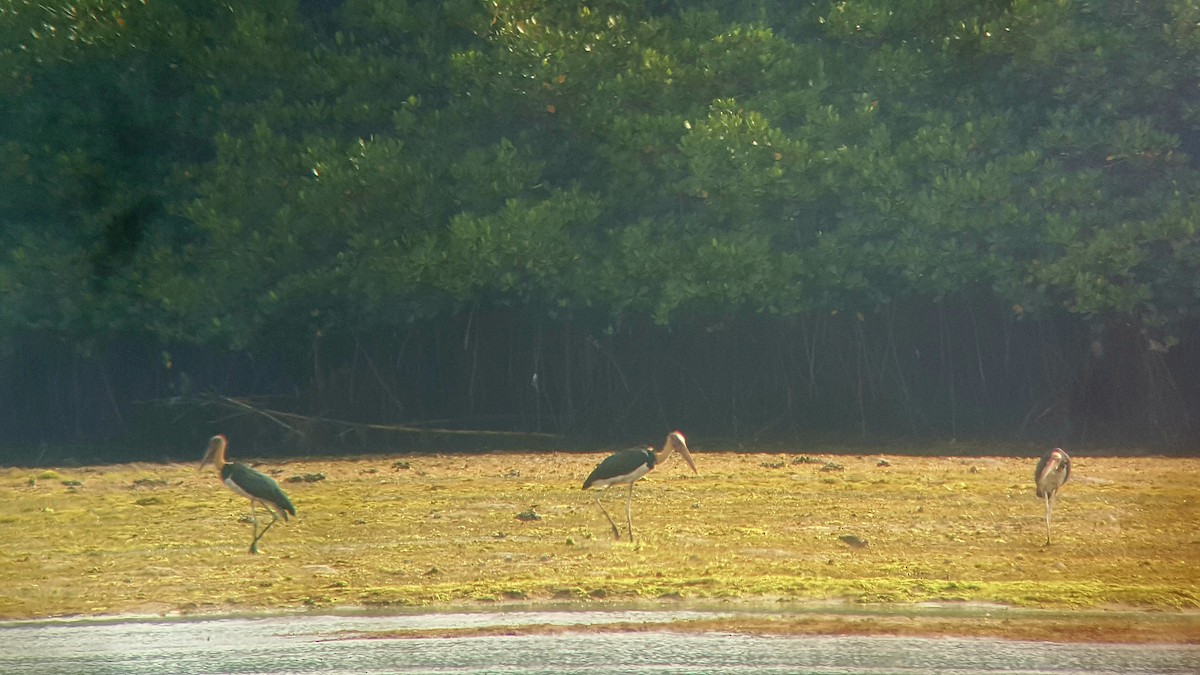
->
[[1, 446, 1197, 641]]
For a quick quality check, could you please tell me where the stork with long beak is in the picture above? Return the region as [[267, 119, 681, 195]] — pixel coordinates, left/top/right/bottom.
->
[[582, 431, 697, 542], [200, 434, 296, 554], [1034, 447, 1071, 546]]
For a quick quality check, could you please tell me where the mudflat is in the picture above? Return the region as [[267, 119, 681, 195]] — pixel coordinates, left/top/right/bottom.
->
[[1, 447, 1197, 641]]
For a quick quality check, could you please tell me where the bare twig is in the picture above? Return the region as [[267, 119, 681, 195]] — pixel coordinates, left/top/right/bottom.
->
[[216, 396, 301, 434], [208, 395, 557, 439]]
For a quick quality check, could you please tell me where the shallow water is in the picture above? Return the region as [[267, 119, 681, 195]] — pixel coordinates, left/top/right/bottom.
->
[[1, 610, 1197, 674]]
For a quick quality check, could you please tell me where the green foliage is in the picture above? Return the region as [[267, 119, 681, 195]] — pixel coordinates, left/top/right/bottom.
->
[[3, 0, 1200, 441]]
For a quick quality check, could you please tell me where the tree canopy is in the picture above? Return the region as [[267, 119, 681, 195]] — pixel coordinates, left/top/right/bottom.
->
[[2, 0, 1198, 457]]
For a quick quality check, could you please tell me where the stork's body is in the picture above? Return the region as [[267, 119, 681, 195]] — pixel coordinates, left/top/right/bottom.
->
[[583, 431, 697, 541], [201, 435, 295, 554], [1034, 447, 1071, 546]]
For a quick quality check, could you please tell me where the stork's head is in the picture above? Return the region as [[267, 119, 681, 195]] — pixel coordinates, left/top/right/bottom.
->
[[661, 430, 697, 474], [199, 434, 228, 472], [1040, 447, 1071, 482]]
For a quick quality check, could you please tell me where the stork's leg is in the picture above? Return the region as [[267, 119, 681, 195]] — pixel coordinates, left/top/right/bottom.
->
[[250, 510, 280, 553], [1043, 493, 1053, 546], [594, 491, 621, 540], [624, 482, 635, 542], [249, 501, 261, 554]]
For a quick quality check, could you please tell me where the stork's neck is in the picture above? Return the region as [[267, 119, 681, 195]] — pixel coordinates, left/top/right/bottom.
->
[[653, 440, 673, 463], [209, 440, 228, 470]]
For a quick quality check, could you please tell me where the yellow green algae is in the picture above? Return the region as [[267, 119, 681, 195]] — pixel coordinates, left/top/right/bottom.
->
[[0, 450, 1197, 635]]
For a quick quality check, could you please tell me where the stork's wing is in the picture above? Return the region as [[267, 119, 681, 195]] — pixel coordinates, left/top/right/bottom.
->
[[228, 463, 296, 518], [1034, 452, 1050, 485], [583, 448, 652, 489]]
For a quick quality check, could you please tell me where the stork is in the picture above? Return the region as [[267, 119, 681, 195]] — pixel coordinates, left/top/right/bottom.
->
[[200, 434, 296, 554], [1034, 447, 1071, 546], [582, 431, 697, 542]]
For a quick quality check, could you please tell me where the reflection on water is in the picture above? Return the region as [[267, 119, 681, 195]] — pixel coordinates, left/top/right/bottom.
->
[[1, 610, 1197, 674]]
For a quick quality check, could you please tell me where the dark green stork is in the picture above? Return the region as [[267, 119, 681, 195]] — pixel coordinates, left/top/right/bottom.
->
[[200, 434, 296, 554], [1034, 447, 1071, 546], [583, 431, 697, 542]]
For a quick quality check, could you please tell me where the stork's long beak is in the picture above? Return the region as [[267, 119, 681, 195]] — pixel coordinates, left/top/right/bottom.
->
[[678, 442, 697, 474], [681, 439, 700, 470], [669, 431, 698, 474], [199, 437, 218, 472]]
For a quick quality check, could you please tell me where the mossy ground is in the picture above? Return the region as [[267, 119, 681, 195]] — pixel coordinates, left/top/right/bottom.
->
[[1, 447, 1197, 641]]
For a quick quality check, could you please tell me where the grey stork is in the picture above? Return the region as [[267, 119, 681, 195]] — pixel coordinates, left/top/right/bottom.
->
[[582, 431, 697, 542], [200, 434, 296, 554], [1034, 447, 1071, 546]]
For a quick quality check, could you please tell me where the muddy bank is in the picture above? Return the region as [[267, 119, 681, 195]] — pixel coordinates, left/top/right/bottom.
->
[[2, 451, 1197, 630]]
